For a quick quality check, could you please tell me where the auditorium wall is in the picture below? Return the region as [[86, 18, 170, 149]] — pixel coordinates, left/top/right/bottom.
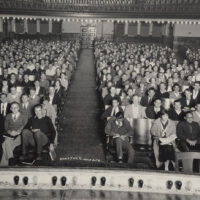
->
[[96, 21, 114, 39], [173, 24, 200, 51], [174, 24, 200, 37], [7, 19, 61, 35], [62, 21, 114, 40], [62, 21, 81, 33], [126, 22, 163, 37]]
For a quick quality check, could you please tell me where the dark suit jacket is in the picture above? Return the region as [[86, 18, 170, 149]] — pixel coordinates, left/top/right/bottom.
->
[[20, 81, 34, 94], [0, 103, 11, 142], [155, 90, 169, 99], [145, 106, 161, 120], [36, 86, 46, 97], [140, 95, 155, 107], [103, 94, 121, 106], [0, 103, 11, 118], [48, 94, 61, 108], [177, 121, 200, 141], [8, 80, 20, 90], [55, 87, 65, 99], [192, 90, 200, 105], [180, 97, 196, 108], [101, 106, 124, 121], [168, 107, 185, 121]]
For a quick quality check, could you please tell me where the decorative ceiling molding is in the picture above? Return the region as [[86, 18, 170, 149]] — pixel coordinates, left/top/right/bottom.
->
[[0, 15, 200, 25], [0, 8, 200, 20]]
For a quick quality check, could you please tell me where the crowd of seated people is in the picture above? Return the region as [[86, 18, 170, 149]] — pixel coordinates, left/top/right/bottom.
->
[[95, 40, 200, 171], [0, 39, 80, 166]]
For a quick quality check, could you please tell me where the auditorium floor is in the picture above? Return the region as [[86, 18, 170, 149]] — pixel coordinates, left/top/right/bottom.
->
[[56, 48, 106, 164]]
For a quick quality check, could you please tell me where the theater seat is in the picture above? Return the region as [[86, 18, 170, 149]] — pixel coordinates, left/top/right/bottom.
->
[[175, 152, 200, 173], [105, 134, 133, 161]]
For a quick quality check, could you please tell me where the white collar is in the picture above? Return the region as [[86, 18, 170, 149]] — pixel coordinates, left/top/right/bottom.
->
[[12, 112, 20, 119]]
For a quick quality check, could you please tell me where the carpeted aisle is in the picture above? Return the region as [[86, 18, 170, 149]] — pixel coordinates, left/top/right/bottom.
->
[[57, 49, 105, 163]]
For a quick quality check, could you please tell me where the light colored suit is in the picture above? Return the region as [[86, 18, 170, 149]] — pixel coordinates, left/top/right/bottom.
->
[[29, 95, 40, 110], [192, 111, 200, 126], [124, 104, 146, 119]]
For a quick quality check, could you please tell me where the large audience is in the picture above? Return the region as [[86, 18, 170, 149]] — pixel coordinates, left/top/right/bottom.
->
[[0, 39, 80, 166], [1, 37, 200, 171], [95, 40, 200, 171]]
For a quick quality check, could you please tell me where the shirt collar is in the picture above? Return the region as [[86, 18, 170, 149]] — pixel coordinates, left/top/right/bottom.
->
[[12, 112, 20, 118]]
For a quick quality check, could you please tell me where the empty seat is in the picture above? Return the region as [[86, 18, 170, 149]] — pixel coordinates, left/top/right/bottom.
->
[[175, 152, 200, 173]]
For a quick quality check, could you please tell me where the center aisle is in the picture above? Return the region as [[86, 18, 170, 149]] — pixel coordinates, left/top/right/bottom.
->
[[57, 48, 105, 163]]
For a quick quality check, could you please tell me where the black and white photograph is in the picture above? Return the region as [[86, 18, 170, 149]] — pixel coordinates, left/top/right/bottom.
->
[[0, 0, 200, 199]]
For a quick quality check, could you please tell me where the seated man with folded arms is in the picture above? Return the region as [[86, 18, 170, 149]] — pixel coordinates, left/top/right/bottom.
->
[[177, 111, 200, 152], [0, 102, 27, 166], [20, 104, 56, 161], [105, 111, 135, 164]]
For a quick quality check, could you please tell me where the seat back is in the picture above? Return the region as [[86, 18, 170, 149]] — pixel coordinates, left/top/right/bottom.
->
[[175, 152, 200, 172], [130, 118, 152, 146]]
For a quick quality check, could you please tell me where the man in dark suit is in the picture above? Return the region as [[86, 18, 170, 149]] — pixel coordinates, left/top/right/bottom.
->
[[29, 87, 40, 111], [34, 80, 46, 98], [0, 93, 11, 163], [180, 89, 196, 110], [0, 93, 11, 136], [103, 87, 121, 107], [101, 98, 124, 121], [168, 100, 185, 121], [20, 94, 33, 120], [48, 86, 61, 113], [146, 98, 162, 120], [0, 93, 11, 119], [192, 81, 200, 105], [177, 112, 200, 152], [140, 87, 156, 107]]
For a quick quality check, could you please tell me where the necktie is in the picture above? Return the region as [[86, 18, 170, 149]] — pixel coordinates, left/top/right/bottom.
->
[[1, 104, 3, 115], [3, 104, 6, 116], [148, 97, 152, 104], [13, 115, 17, 120]]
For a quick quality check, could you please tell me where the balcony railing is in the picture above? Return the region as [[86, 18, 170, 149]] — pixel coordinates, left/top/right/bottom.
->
[[0, 0, 200, 16]]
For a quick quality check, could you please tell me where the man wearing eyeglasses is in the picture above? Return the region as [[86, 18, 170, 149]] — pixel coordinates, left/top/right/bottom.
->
[[105, 111, 135, 164], [177, 112, 200, 152], [0, 102, 27, 166]]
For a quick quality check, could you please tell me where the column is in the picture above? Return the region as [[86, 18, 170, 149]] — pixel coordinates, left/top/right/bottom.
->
[[101, 20, 104, 38], [0, 18, 3, 40], [24, 19, 28, 33], [11, 19, 16, 33], [0, 18, 3, 33], [124, 21, 128, 35], [164, 23, 169, 36], [36, 19, 40, 33], [7, 19, 11, 33], [137, 21, 141, 36], [49, 20, 52, 33], [148, 22, 153, 36]]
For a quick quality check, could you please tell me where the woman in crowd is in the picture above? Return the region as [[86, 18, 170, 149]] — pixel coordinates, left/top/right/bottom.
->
[[151, 110, 177, 171]]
